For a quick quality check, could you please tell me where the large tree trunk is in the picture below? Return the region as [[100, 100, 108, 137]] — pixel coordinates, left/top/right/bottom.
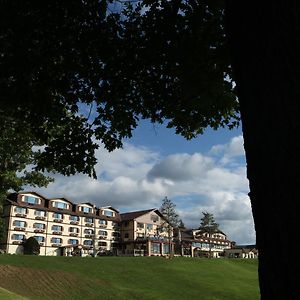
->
[[226, 2, 300, 299]]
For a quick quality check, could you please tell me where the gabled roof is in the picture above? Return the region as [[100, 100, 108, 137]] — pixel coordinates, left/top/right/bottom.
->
[[100, 206, 119, 213], [49, 197, 74, 205], [120, 208, 162, 221], [8, 191, 47, 201]]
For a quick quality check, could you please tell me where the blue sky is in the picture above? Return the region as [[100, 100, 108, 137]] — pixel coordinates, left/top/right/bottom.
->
[[34, 119, 255, 245]]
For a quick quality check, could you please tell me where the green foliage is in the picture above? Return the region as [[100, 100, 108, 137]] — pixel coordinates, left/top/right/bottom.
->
[[0, 116, 53, 193], [23, 236, 40, 255], [0, 256, 259, 300], [0, 0, 238, 180], [160, 196, 180, 228], [199, 211, 219, 232]]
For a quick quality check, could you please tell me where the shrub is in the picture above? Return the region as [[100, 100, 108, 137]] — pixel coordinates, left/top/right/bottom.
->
[[23, 237, 40, 255]]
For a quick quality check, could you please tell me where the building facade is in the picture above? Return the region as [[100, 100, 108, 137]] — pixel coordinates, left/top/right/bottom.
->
[[1, 192, 120, 256], [119, 209, 174, 256], [174, 228, 232, 258]]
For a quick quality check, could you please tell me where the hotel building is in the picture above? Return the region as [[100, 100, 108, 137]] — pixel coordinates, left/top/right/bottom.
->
[[1, 192, 120, 256]]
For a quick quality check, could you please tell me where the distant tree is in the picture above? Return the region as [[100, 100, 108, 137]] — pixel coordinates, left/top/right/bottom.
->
[[178, 219, 185, 229], [199, 212, 219, 258], [159, 197, 180, 256], [23, 236, 40, 255]]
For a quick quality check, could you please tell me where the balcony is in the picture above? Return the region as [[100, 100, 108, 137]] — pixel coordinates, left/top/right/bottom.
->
[[34, 229, 45, 233], [99, 236, 107, 239], [12, 241, 23, 245], [85, 223, 93, 227], [85, 234, 94, 238], [14, 227, 25, 231], [70, 221, 79, 225], [69, 233, 79, 237], [52, 231, 62, 235], [53, 219, 63, 223], [39, 242, 44, 246], [99, 224, 107, 228], [51, 243, 62, 247], [15, 213, 26, 218], [35, 216, 46, 221]]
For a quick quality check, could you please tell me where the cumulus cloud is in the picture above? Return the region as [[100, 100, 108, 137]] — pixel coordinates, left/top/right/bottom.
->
[[147, 153, 214, 181], [32, 135, 254, 244]]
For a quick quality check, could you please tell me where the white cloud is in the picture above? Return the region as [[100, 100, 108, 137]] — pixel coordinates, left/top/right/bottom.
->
[[32, 135, 254, 245]]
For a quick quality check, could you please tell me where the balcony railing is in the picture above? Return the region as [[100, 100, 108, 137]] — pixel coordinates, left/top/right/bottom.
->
[[52, 231, 62, 235], [70, 221, 79, 225], [12, 240, 23, 245], [51, 243, 62, 247], [35, 216, 46, 220], [69, 233, 79, 237], [85, 223, 93, 227], [14, 227, 25, 231], [53, 219, 63, 223], [99, 224, 107, 228], [34, 229, 45, 233], [85, 234, 94, 238], [15, 213, 26, 218], [99, 236, 107, 239]]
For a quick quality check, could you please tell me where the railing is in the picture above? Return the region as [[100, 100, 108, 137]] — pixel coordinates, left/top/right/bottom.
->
[[70, 221, 79, 225], [35, 216, 46, 220], [15, 213, 26, 218], [52, 231, 62, 235], [69, 233, 79, 237], [53, 219, 63, 223], [14, 227, 25, 231], [85, 223, 93, 227], [34, 229, 45, 233]]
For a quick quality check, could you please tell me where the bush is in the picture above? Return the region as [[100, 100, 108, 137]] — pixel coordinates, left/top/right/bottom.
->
[[23, 237, 40, 255]]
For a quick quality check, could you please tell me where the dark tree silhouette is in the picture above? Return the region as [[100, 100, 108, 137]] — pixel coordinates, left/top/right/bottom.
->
[[23, 236, 40, 255]]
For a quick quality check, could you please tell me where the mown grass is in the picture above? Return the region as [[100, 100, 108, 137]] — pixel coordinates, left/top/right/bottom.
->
[[0, 255, 259, 300]]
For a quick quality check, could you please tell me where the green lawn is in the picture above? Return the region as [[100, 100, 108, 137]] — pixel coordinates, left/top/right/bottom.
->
[[0, 255, 259, 300]]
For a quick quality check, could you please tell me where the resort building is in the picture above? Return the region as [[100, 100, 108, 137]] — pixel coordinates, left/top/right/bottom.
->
[[1, 192, 120, 256], [0, 191, 240, 258], [174, 228, 232, 257], [119, 209, 173, 256]]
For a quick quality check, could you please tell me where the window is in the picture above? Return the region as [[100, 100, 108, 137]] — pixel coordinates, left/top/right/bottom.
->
[[12, 234, 25, 240], [99, 219, 107, 225], [69, 227, 79, 233], [13, 220, 26, 227], [124, 233, 129, 238], [85, 217, 93, 224], [163, 244, 170, 254], [70, 215, 79, 221], [68, 239, 79, 245], [103, 210, 114, 217], [99, 230, 107, 236], [33, 223, 46, 229], [151, 243, 160, 254], [34, 236, 45, 243], [147, 224, 153, 231], [52, 225, 63, 232], [15, 207, 27, 214], [53, 201, 68, 209], [53, 213, 63, 219], [83, 240, 93, 246], [112, 232, 120, 237], [51, 237, 62, 244], [137, 222, 144, 229], [81, 206, 92, 213], [24, 196, 40, 205], [35, 210, 46, 217], [84, 229, 94, 234], [150, 214, 159, 222]]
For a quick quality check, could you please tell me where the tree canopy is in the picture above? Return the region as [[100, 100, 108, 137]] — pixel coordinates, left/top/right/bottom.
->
[[0, 0, 238, 182]]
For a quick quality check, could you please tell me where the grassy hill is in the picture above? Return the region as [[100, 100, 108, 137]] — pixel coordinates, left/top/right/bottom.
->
[[0, 255, 259, 300]]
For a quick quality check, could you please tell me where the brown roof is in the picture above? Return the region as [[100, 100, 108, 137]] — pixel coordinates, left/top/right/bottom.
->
[[120, 209, 159, 221]]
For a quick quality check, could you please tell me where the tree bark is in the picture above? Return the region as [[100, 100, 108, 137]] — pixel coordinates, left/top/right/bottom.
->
[[226, 2, 300, 299]]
